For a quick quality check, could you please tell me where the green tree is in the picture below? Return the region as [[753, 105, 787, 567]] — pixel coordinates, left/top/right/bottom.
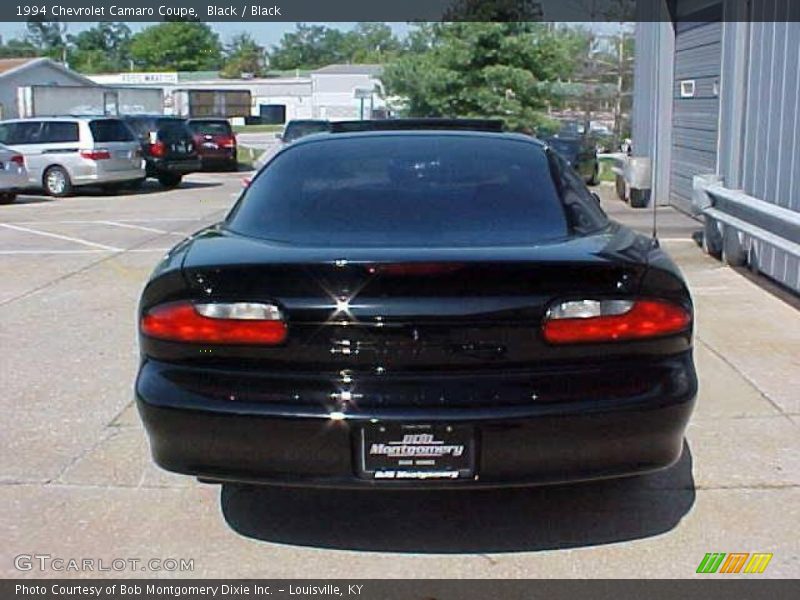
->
[[0, 37, 40, 58], [25, 20, 68, 61], [68, 23, 131, 74], [220, 33, 267, 78], [129, 22, 222, 71], [382, 23, 580, 132], [342, 23, 402, 64], [267, 24, 345, 70], [267, 23, 404, 70]]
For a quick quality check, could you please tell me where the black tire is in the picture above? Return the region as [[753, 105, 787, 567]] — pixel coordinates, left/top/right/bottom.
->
[[227, 160, 239, 172], [0, 192, 16, 205], [629, 188, 649, 208], [615, 173, 626, 201], [43, 166, 72, 197], [157, 172, 182, 188]]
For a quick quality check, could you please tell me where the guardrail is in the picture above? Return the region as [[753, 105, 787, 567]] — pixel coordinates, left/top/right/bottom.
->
[[693, 175, 800, 293]]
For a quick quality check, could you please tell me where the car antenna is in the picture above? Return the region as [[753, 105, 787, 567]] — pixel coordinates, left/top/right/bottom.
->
[[651, 185, 659, 247]]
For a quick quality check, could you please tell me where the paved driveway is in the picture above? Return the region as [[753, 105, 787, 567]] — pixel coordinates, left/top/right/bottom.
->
[[1, 179, 798, 578]]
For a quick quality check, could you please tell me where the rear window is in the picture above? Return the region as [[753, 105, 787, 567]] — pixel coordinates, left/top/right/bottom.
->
[[156, 119, 191, 141], [90, 119, 134, 143], [227, 135, 570, 247], [189, 120, 232, 135]]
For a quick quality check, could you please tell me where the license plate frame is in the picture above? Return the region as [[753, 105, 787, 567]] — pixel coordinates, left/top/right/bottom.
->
[[358, 423, 475, 481]]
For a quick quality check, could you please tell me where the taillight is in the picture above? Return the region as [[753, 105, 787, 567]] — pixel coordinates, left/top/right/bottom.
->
[[542, 299, 691, 344], [140, 301, 287, 345], [80, 149, 111, 160], [10, 154, 24, 166], [220, 135, 236, 149], [148, 141, 167, 158]]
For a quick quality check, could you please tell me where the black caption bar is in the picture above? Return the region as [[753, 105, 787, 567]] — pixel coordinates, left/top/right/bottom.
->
[[4, 580, 800, 600], [3, 1, 800, 22]]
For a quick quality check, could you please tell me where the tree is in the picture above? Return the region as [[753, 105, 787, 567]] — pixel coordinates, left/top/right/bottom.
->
[[267, 24, 345, 70], [267, 23, 404, 70], [342, 23, 402, 64], [220, 33, 267, 78], [68, 23, 132, 74], [382, 23, 580, 132], [129, 22, 222, 71], [0, 37, 40, 58], [25, 20, 68, 61]]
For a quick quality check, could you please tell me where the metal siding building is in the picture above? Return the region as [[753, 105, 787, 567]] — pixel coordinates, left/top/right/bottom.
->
[[632, 0, 800, 294]]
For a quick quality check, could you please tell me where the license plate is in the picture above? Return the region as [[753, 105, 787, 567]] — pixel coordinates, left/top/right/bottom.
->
[[115, 150, 130, 159], [359, 424, 475, 481]]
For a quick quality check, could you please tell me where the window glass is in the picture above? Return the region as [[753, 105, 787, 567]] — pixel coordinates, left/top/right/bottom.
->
[[42, 122, 79, 143], [228, 135, 570, 247]]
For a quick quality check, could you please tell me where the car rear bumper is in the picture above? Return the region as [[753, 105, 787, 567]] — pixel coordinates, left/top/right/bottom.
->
[[147, 158, 202, 175], [136, 354, 697, 488]]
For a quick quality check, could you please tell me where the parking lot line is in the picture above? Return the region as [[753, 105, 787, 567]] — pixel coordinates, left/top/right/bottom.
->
[[96, 221, 174, 234], [0, 223, 123, 252]]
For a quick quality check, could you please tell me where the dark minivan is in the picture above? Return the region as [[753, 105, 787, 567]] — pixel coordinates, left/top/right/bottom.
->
[[123, 115, 201, 188]]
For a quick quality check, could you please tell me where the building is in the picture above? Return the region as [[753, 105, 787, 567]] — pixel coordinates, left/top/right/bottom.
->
[[88, 64, 386, 122], [631, 0, 800, 294], [310, 64, 384, 120], [0, 58, 98, 120]]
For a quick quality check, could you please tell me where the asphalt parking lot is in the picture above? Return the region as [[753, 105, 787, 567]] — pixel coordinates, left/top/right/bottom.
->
[[1, 177, 798, 578]]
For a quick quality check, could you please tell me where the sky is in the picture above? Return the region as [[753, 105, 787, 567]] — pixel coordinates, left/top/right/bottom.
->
[[0, 22, 412, 48]]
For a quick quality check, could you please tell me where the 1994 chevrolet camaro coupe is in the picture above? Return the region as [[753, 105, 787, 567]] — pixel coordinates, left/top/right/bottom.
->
[[136, 122, 697, 488]]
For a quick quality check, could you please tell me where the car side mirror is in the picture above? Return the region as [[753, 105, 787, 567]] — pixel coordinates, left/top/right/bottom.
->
[[590, 192, 601, 205]]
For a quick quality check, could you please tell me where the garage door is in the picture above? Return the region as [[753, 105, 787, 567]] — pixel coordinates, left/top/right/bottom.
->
[[669, 2, 723, 212]]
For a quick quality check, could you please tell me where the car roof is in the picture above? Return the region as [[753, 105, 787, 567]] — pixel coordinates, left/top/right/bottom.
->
[[289, 129, 546, 148], [0, 116, 120, 123]]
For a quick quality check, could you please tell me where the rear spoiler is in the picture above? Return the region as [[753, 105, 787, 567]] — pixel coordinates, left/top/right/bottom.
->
[[329, 119, 505, 134]]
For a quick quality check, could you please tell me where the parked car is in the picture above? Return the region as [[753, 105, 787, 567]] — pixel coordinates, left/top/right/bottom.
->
[[0, 117, 145, 197], [253, 119, 332, 171], [123, 115, 201, 188], [545, 135, 600, 186], [187, 118, 238, 172], [137, 121, 696, 489], [278, 119, 331, 144], [0, 143, 28, 204]]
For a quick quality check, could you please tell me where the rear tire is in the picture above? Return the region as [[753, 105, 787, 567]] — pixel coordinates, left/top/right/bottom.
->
[[0, 192, 16, 205], [43, 166, 72, 198], [157, 172, 182, 188]]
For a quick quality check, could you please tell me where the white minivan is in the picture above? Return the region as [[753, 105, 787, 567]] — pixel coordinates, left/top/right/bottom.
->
[[0, 117, 145, 197]]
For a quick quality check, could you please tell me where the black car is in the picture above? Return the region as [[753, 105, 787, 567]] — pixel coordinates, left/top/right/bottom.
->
[[137, 124, 696, 488], [546, 135, 600, 186], [123, 115, 202, 188]]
